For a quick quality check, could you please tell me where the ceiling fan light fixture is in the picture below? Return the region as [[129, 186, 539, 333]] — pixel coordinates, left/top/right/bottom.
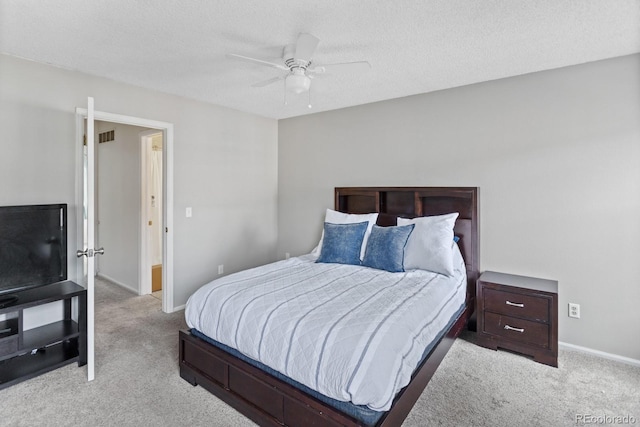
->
[[285, 73, 311, 94], [228, 33, 370, 106]]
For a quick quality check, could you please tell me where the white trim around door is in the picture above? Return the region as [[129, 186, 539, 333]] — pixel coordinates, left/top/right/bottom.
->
[[75, 108, 175, 314]]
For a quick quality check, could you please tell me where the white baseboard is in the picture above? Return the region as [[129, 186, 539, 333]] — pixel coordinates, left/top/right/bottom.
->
[[559, 341, 640, 367], [172, 304, 186, 312], [96, 273, 137, 294]]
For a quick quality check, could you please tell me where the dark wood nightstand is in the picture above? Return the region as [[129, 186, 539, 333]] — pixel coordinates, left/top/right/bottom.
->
[[476, 271, 558, 367]]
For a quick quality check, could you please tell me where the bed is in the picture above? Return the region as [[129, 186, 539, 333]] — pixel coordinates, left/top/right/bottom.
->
[[179, 187, 479, 426]]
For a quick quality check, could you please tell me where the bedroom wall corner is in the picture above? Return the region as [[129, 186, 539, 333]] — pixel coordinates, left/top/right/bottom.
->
[[277, 54, 640, 361]]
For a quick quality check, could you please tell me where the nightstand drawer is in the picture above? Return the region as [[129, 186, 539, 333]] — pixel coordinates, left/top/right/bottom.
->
[[483, 312, 549, 348], [484, 288, 549, 322]]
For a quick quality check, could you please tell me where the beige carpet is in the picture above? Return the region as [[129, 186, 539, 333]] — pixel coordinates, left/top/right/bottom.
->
[[1, 278, 638, 426]]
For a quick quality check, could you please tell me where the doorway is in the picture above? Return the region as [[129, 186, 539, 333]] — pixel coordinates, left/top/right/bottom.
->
[[140, 130, 164, 300], [75, 108, 175, 314]]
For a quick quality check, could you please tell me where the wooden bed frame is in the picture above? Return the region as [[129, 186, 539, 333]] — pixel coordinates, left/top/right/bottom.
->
[[179, 187, 479, 427]]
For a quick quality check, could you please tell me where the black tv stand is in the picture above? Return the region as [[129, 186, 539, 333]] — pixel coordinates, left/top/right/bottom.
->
[[0, 295, 19, 309], [0, 281, 87, 390]]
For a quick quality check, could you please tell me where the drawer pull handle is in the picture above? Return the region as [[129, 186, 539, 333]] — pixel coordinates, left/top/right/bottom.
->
[[506, 300, 524, 308], [504, 325, 525, 333]]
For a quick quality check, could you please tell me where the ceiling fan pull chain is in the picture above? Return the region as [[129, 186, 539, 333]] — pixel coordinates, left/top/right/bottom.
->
[[308, 87, 312, 109]]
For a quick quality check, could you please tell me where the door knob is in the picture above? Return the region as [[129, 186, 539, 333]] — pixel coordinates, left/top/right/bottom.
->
[[76, 248, 105, 258]]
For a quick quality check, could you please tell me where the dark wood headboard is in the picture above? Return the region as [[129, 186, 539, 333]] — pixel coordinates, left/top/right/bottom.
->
[[335, 187, 479, 305]]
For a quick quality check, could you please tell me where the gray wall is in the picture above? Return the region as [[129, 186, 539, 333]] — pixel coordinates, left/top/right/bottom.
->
[[0, 54, 279, 309], [3, 51, 638, 360], [95, 121, 149, 292], [278, 54, 640, 360]]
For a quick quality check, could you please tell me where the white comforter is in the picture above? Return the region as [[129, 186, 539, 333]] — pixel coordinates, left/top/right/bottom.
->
[[185, 252, 466, 411]]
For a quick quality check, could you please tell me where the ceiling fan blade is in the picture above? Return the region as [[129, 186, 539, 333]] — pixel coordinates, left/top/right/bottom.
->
[[251, 76, 284, 88], [295, 33, 319, 62], [226, 53, 288, 71], [309, 61, 371, 75]]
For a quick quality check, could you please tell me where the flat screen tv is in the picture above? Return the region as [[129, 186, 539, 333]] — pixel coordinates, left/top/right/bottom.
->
[[0, 204, 67, 296]]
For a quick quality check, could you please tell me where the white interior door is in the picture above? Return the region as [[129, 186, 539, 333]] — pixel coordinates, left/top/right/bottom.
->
[[79, 96, 98, 381], [75, 101, 176, 381]]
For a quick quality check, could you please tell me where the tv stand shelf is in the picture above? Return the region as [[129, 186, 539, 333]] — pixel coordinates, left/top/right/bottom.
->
[[0, 281, 87, 390]]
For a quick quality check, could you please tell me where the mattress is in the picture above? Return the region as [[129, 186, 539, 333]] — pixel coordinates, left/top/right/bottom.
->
[[185, 248, 467, 412]]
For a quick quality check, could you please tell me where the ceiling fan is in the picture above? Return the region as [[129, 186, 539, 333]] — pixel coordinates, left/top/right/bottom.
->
[[227, 33, 371, 107]]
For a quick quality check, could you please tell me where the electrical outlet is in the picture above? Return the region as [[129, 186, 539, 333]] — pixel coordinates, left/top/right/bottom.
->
[[218, 264, 224, 275], [285, 252, 290, 260], [185, 207, 192, 218], [568, 303, 580, 319]]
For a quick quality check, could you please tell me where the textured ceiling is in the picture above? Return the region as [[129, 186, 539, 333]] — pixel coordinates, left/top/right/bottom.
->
[[1, 0, 639, 119]]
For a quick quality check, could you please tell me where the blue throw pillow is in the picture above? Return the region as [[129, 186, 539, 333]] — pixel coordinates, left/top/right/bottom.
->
[[362, 224, 415, 273], [316, 221, 368, 266]]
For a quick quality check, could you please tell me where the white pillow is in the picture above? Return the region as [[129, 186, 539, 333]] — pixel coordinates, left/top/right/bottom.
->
[[311, 209, 379, 260], [398, 213, 459, 276]]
